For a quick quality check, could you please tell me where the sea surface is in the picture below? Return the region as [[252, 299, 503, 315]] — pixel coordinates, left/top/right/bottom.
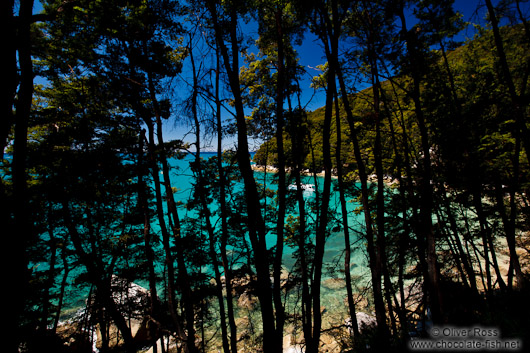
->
[[56, 151, 369, 321]]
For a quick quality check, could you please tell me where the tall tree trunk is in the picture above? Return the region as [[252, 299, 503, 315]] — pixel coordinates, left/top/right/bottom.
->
[[330, 11, 390, 344], [434, 205, 471, 289], [273, 8, 287, 351], [138, 129, 160, 353], [397, 2, 443, 323], [337, 64, 389, 346], [485, 0, 530, 168], [42, 222, 58, 334], [494, 179, 524, 289], [10, 1, 34, 350], [367, 32, 398, 336], [215, 48, 238, 353], [143, 118, 187, 344], [472, 186, 506, 292], [53, 244, 71, 332], [306, 10, 338, 353], [333, 92, 360, 340], [440, 188, 478, 294], [206, 2, 276, 351], [189, 46, 231, 353], [146, 67, 198, 352], [380, 79, 411, 334], [1, 0, 17, 157], [288, 88, 312, 345], [485, 0, 526, 288], [307, 49, 334, 353]]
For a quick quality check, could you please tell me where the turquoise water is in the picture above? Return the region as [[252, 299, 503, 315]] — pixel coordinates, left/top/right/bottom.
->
[[55, 152, 368, 319]]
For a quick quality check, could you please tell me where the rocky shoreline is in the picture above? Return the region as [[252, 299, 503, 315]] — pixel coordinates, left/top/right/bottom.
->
[[251, 164, 399, 185], [251, 164, 337, 179]]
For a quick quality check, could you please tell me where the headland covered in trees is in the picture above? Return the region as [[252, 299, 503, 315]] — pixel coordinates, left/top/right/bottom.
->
[[4, 0, 530, 352]]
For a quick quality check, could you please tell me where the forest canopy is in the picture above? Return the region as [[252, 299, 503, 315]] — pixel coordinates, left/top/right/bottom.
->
[[3, 0, 530, 352]]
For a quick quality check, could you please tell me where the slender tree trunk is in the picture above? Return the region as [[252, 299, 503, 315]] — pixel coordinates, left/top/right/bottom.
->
[[53, 244, 71, 332], [10, 1, 35, 350], [273, 9, 287, 351], [440, 188, 478, 294], [199, 156, 231, 353], [437, 36, 497, 296], [334, 46, 390, 348], [472, 187, 507, 292], [288, 90, 312, 345], [1, 0, 17, 157], [215, 48, 238, 353], [320, 0, 391, 343], [206, 2, 276, 351], [380, 80, 410, 334], [42, 221, 58, 334], [434, 207, 470, 289], [397, 3, 443, 323], [509, 132, 524, 286], [307, 50, 334, 353], [143, 119, 186, 343], [484, 3, 528, 287], [138, 130, 160, 353], [333, 93, 359, 340], [485, 0, 530, 168], [385, 78, 425, 289], [146, 68, 198, 352], [189, 46, 231, 353], [494, 179, 524, 289], [515, 0, 530, 45], [306, 11, 338, 353], [367, 34, 398, 336], [203, 173, 231, 353]]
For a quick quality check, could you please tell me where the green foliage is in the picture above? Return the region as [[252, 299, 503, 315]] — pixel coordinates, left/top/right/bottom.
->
[[255, 23, 530, 184]]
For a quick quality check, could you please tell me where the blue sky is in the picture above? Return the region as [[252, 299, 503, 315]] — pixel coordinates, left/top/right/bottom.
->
[[170, 0, 524, 151], [30, 0, 528, 151], [177, 0, 522, 151]]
